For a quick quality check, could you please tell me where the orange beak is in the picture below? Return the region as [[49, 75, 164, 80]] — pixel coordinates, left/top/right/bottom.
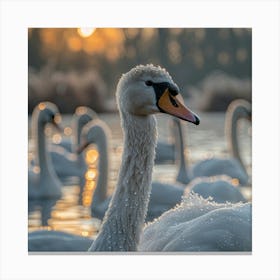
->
[[158, 89, 200, 125]]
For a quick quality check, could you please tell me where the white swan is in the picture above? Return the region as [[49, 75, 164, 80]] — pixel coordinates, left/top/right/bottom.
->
[[49, 107, 98, 180], [87, 64, 250, 252], [28, 102, 62, 199], [53, 106, 98, 153], [180, 99, 251, 186]]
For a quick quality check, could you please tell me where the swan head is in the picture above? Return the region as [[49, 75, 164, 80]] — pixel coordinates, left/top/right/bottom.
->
[[77, 119, 111, 153], [116, 64, 200, 125], [74, 106, 98, 127], [33, 102, 62, 130]]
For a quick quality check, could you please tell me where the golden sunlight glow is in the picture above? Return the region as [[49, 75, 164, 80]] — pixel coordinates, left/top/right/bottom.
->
[[67, 36, 82, 52], [64, 127, 72, 136], [52, 134, 62, 144], [38, 102, 46, 110], [54, 113, 61, 124], [231, 178, 240, 186], [81, 231, 89, 237], [33, 166, 40, 174], [76, 107, 87, 115], [85, 169, 97, 180], [77, 28, 96, 38], [85, 149, 99, 165]]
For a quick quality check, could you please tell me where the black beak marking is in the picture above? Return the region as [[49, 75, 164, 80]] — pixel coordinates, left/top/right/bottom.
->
[[169, 94, 179, 107]]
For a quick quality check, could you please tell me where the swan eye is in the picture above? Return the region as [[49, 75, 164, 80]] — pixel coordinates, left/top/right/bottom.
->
[[145, 80, 153, 86]]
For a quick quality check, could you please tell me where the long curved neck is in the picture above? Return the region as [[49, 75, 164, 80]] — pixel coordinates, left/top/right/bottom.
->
[[89, 114, 157, 251], [71, 116, 80, 151], [226, 105, 250, 174], [92, 134, 109, 205], [174, 119, 190, 184], [33, 119, 52, 177]]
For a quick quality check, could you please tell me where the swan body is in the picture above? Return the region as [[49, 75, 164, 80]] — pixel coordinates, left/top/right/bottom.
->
[[50, 146, 86, 180], [139, 193, 251, 251], [184, 175, 246, 204], [28, 102, 62, 199], [28, 230, 93, 251]]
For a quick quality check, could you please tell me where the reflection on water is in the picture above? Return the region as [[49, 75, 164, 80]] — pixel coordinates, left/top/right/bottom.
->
[[28, 111, 252, 239]]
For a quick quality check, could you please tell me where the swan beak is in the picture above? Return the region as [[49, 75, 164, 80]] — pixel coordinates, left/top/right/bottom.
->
[[158, 89, 200, 125]]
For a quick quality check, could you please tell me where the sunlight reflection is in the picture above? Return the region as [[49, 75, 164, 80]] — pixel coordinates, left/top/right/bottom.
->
[[38, 102, 46, 110], [52, 134, 62, 144], [32, 166, 40, 174], [85, 149, 99, 165], [64, 126, 72, 136], [231, 178, 240, 186]]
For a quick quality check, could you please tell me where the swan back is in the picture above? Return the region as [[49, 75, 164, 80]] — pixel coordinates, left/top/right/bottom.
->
[[139, 193, 251, 251], [186, 175, 246, 203]]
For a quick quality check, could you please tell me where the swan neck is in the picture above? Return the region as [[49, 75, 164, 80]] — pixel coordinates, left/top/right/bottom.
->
[[226, 107, 248, 174], [34, 121, 51, 175], [89, 114, 157, 251], [174, 120, 190, 184]]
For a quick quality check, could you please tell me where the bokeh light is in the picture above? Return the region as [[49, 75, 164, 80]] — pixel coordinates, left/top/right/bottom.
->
[[77, 28, 96, 38]]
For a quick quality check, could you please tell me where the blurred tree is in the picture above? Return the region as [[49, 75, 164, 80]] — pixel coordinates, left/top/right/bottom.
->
[[28, 28, 251, 113]]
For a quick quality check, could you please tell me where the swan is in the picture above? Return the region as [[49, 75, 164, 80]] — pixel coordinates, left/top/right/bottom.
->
[[78, 119, 184, 222], [181, 99, 251, 186], [86, 64, 250, 252], [52, 106, 98, 153], [28, 102, 62, 199], [49, 107, 98, 180]]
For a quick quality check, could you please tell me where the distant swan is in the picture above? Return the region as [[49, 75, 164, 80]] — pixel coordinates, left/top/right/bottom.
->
[[52, 106, 97, 153], [49, 107, 98, 180], [28, 102, 62, 199], [176, 99, 251, 186]]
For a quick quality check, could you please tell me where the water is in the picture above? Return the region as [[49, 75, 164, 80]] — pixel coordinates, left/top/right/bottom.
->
[[28, 111, 252, 239]]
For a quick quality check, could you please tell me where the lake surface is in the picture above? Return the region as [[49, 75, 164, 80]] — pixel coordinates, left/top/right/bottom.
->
[[28, 111, 252, 239]]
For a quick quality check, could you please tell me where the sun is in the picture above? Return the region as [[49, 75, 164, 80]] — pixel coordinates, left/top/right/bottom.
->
[[77, 28, 96, 38]]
